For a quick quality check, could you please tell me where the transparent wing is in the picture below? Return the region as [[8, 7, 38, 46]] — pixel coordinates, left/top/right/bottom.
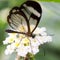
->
[[7, 7, 28, 33], [20, 1, 42, 34], [7, 1, 42, 36]]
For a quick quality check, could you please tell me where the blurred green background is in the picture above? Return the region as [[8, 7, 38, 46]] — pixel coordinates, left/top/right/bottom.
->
[[0, 0, 60, 60]]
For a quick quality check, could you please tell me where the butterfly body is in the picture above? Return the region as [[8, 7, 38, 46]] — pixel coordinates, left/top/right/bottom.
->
[[6, 1, 42, 37]]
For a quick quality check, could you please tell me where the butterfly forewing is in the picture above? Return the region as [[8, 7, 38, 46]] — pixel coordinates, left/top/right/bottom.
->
[[20, 1, 42, 34]]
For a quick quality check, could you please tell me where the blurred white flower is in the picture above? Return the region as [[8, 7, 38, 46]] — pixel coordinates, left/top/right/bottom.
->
[[35, 35, 52, 45], [3, 33, 17, 44], [5, 45, 14, 55], [16, 46, 29, 57], [3, 25, 52, 57], [33, 27, 47, 36], [29, 37, 40, 47], [31, 46, 39, 54]]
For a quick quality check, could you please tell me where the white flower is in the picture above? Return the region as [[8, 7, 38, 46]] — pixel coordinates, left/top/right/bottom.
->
[[3, 33, 17, 44], [3, 25, 52, 57], [5, 45, 14, 55], [16, 46, 29, 57], [33, 27, 47, 36], [32, 47, 39, 54], [35, 35, 52, 45], [29, 37, 40, 47], [3, 36, 15, 44]]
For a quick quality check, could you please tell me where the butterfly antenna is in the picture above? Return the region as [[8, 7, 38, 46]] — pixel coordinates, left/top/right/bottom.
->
[[5, 29, 26, 35]]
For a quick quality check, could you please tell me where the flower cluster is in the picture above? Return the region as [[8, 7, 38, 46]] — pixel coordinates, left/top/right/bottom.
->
[[3, 25, 52, 57]]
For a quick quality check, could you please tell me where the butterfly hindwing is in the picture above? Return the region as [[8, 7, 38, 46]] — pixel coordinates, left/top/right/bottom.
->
[[7, 7, 29, 33]]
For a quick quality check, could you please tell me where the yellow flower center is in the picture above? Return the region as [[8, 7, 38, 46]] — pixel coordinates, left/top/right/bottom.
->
[[9, 38, 14, 43], [15, 43, 20, 47], [23, 38, 30, 46], [34, 39, 37, 42]]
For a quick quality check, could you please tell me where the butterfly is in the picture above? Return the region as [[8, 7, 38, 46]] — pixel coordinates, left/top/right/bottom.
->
[[6, 0, 42, 38]]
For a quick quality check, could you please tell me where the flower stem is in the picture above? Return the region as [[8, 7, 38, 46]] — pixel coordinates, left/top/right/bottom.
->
[[24, 57, 29, 60], [15, 54, 20, 60]]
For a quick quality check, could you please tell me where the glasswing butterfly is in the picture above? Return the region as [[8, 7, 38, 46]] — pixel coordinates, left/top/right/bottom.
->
[[6, 1, 42, 37]]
